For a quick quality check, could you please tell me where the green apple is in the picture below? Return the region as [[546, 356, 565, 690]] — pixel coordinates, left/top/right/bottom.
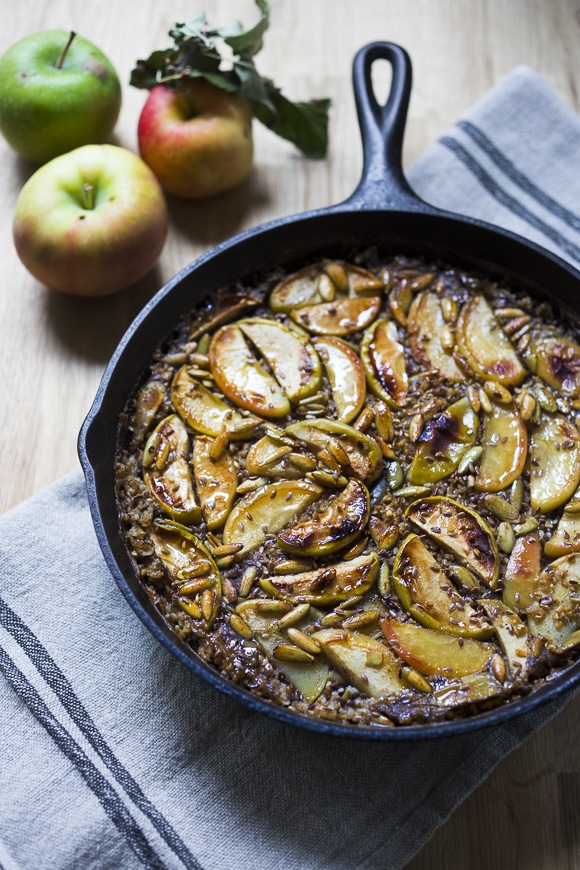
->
[[137, 81, 254, 199], [0, 30, 121, 164], [13, 144, 168, 297]]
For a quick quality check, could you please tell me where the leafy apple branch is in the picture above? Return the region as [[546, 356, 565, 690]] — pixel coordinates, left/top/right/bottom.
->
[[130, 0, 331, 159]]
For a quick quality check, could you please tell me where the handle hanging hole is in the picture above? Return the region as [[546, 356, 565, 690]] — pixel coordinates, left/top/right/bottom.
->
[[370, 58, 393, 107]]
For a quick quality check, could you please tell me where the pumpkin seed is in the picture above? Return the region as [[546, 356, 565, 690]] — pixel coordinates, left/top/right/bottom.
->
[[510, 478, 524, 512], [447, 564, 480, 590], [277, 603, 311, 629], [482, 493, 520, 521], [236, 477, 268, 494], [483, 380, 512, 404], [288, 453, 317, 472], [378, 560, 391, 596], [274, 559, 312, 574], [353, 407, 375, 432], [238, 565, 257, 598], [392, 485, 432, 498], [494, 307, 526, 319], [211, 542, 244, 558], [519, 390, 536, 422], [341, 609, 380, 630], [408, 413, 424, 443], [253, 599, 293, 615], [374, 400, 395, 441], [441, 296, 458, 323], [479, 388, 493, 414], [386, 461, 404, 490], [323, 260, 349, 292], [513, 517, 539, 536], [229, 612, 253, 639], [273, 643, 315, 663], [178, 597, 202, 619], [209, 427, 230, 461], [496, 521, 516, 553], [491, 653, 507, 683], [467, 385, 481, 414], [286, 627, 321, 654], [564, 498, 580, 515], [440, 324, 455, 351], [534, 384, 557, 413], [179, 576, 213, 596], [318, 272, 336, 302], [457, 445, 483, 474], [402, 667, 431, 693]]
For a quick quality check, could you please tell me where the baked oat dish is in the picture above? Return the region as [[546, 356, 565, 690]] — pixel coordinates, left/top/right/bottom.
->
[[115, 250, 580, 729]]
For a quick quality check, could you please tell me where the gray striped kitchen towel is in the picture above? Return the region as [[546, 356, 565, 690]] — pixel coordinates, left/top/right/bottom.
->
[[1, 64, 580, 870]]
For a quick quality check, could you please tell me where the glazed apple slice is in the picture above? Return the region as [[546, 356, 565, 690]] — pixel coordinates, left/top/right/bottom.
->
[[382, 617, 494, 677], [544, 507, 580, 558], [360, 318, 408, 408], [407, 397, 479, 485], [478, 600, 536, 680], [313, 628, 406, 698], [209, 323, 291, 418], [527, 329, 580, 397], [263, 552, 379, 606], [131, 378, 165, 445], [188, 292, 259, 340], [235, 599, 329, 702], [222, 479, 322, 557], [269, 263, 326, 313], [405, 497, 500, 589], [433, 673, 504, 708], [456, 293, 526, 385], [393, 534, 493, 638], [142, 415, 201, 523], [191, 435, 238, 530], [503, 532, 542, 611], [475, 400, 528, 493], [313, 336, 366, 423], [239, 317, 322, 402], [290, 296, 381, 336], [277, 479, 370, 557], [407, 291, 466, 382], [149, 520, 221, 629], [171, 365, 260, 438], [526, 553, 580, 648], [286, 418, 383, 482], [528, 412, 580, 513]]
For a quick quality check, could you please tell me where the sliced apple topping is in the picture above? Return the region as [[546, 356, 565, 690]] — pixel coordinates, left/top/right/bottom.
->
[[209, 323, 291, 418], [393, 534, 493, 638], [290, 296, 381, 336], [456, 293, 526, 386], [277, 479, 370, 557], [406, 497, 500, 589], [475, 400, 528, 493], [545, 506, 580, 558], [503, 532, 542, 612], [313, 336, 366, 423], [432, 672, 504, 708], [382, 617, 494, 677], [407, 291, 466, 382], [149, 521, 221, 629], [264, 552, 379, 606], [131, 378, 165, 445], [245, 433, 306, 479], [142, 415, 201, 524], [238, 317, 322, 402], [171, 365, 260, 438], [191, 435, 238, 530], [407, 397, 478, 485], [360, 318, 408, 408], [526, 553, 580, 649], [527, 329, 580, 397], [528, 412, 580, 513], [313, 628, 406, 698], [286, 418, 383, 482], [235, 599, 329, 702], [478, 599, 536, 680], [188, 293, 259, 340], [269, 263, 327, 313], [222, 479, 322, 557]]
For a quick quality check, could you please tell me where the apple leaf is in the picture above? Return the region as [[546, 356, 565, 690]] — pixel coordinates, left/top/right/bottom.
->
[[130, 0, 331, 159]]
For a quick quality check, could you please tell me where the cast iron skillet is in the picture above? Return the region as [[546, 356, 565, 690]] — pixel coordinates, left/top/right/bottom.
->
[[79, 42, 580, 739]]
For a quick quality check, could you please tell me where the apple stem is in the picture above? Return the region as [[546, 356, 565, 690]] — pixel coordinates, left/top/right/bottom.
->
[[55, 31, 76, 69], [82, 183, 95, 210]]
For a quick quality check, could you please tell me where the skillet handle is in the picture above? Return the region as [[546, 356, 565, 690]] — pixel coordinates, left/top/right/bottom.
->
[[342, 42, 432, 212]]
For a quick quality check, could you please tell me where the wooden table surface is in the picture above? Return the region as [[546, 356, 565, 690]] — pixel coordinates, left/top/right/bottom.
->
[[2, 1, 579, 867]]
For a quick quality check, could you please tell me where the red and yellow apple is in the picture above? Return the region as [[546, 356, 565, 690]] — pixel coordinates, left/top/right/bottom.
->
[[13, 144, 168, 297], [137, 81, 254, 199]]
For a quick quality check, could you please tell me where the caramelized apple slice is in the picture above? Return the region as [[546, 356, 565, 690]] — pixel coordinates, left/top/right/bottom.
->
[[456, 293, 526, 385], [188, 293, 259, 340], [209, 324, 291, 418], [382, 617, 494, 677], [264, 552, 379, 606], [528, 330, 580, 397], [360, 319, 408, 408], [269, 264, 325, 313], [171, 366, 260, 438], [277, 479, 370, 557], [239, 317, 322, 402], [313, 336, 366, 423], [406, 497, 500, 588], [131, 378, 165, 445], [544, 507, 580, 558], [245, 434, 305, 479], [478, 600, 536, 680], [407, 291, 466, 381], [393, 534, 493, 638], [149, 521, 221, 629], [286, 418, 383, 482], [236, 599, 329, 702], [526, 553, 580, 648], [433, 673, 504, 708], [407, 398, 478, 485], [475, 400, 528, 492], [191, 435, 237, 530], [503, 532, 542, 611], [313, 628, 406, 698], [222, 480, 322, 557], [290, 296, 381, 336], [143, 415, 201, 523], [528, 413, 580, 513]]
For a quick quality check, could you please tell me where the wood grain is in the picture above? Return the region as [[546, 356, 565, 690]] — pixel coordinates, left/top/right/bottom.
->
[[2, 2, 580, 867]]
